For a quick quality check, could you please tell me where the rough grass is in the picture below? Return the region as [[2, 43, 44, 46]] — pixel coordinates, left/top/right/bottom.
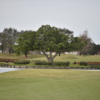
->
[[0, 69, 100, 100]]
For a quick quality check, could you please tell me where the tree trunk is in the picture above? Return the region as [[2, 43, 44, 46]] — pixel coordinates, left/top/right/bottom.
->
[[41, 50, 58, 62], [9, 48, 11, 54], [48, 52, 58, 62], [49, 52, 53, 61], [41, 50, 49, 61], [1, 45, 4, 53], [52, 53, 58, 61], [25, 54, 27, 57], [59, 52, 61, 56], [25, 52, 28, 57]]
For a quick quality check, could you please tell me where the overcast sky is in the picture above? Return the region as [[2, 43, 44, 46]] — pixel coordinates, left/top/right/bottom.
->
[[0, 0, 100, 44]]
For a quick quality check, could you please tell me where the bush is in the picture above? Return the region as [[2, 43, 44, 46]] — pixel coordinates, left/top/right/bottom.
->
[[0, 62, 9, 66], [89, 64, 100, 69], [34, 60, 42, 65], [14, 60, 30, 64], [53, 62, 70, 66], [34, 60, 53, 65], [34, 61, 70, 66], [80, 62, 88, 66], [73, 61, 76, 64]]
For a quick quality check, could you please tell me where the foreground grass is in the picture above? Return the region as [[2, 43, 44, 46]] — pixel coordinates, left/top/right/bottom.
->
[[0, 69, 100, 100]]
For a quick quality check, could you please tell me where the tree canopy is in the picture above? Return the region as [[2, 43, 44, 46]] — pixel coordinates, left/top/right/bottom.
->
[[0, 28, 19, 53], [79, 30, 94, 55], [14, 31, 36, 57], [14, 25, 85, 61]]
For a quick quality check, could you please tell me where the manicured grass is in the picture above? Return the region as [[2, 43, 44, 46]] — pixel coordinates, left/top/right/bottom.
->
[[30, 54, 100, 63], [0, 53, 100, 62], [0, 53, 44, 59], [0, 53, 100, 67], [0, 69, 100, 100]]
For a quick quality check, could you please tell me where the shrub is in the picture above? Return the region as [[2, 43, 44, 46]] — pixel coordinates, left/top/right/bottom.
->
[[0, 62, 9, 66], [89, 64, 100, 69], [34, 60, 42, 65], [53, 62, 70, 66], [34, 61, 70, 66], [73, 61, 76, 64], [14, 60, 30, 64], [34, 60, 53, 65], [47, 62, 53, 65], [80, 62, 88, 66]]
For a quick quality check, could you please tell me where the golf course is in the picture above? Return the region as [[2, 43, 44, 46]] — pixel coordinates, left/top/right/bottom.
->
[[0, 0, 100, 100], [0, 54, 100, 100]]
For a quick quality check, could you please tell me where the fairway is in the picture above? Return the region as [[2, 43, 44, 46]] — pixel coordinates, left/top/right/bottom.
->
[[0, 69, 100, 100]]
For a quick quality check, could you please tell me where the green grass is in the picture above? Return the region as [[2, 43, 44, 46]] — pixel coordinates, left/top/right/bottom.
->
[[0, 69, 100, 100], [0, 53, 44, 59], [54, 54, 100, 62], [0, 53, 100, 67], [29, 54, 100, 63]]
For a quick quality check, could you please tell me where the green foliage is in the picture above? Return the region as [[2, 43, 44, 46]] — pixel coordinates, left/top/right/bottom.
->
[[53, 62, 70, 66], [0, 28, 19, 53], [36, 25, 69, 52], [80, 62, 88, 66], [36, 25, 84, 61], [34, 60, 53, 65], [14, 31, 36, 57], [73, 61, 77, 64], [13, 25, 85, 61], [0, 62, 9, 66], [34, 60, 70, 66], [14, 60, 30, 64], [89, 64, 100, 69], [90, 44, 100, 55]]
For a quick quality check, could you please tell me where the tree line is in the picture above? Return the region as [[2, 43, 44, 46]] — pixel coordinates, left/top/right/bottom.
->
[[0, 25, 100, 61]]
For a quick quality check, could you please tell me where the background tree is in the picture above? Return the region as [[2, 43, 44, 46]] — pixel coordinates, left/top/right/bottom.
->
[[90, 44, 100, 55], [79, 30, 94, 55], [0, 32, 7, 53], [14, 31, 36, 57], [0, 28, 19, 53]]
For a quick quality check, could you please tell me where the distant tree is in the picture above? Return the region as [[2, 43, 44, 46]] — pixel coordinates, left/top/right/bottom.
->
[[0, 28, 19, 53], [14, 31, 36, 57], [79, 30, 94, 55], [90, 44, 100, 55], [0, 32, 7, 53]]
